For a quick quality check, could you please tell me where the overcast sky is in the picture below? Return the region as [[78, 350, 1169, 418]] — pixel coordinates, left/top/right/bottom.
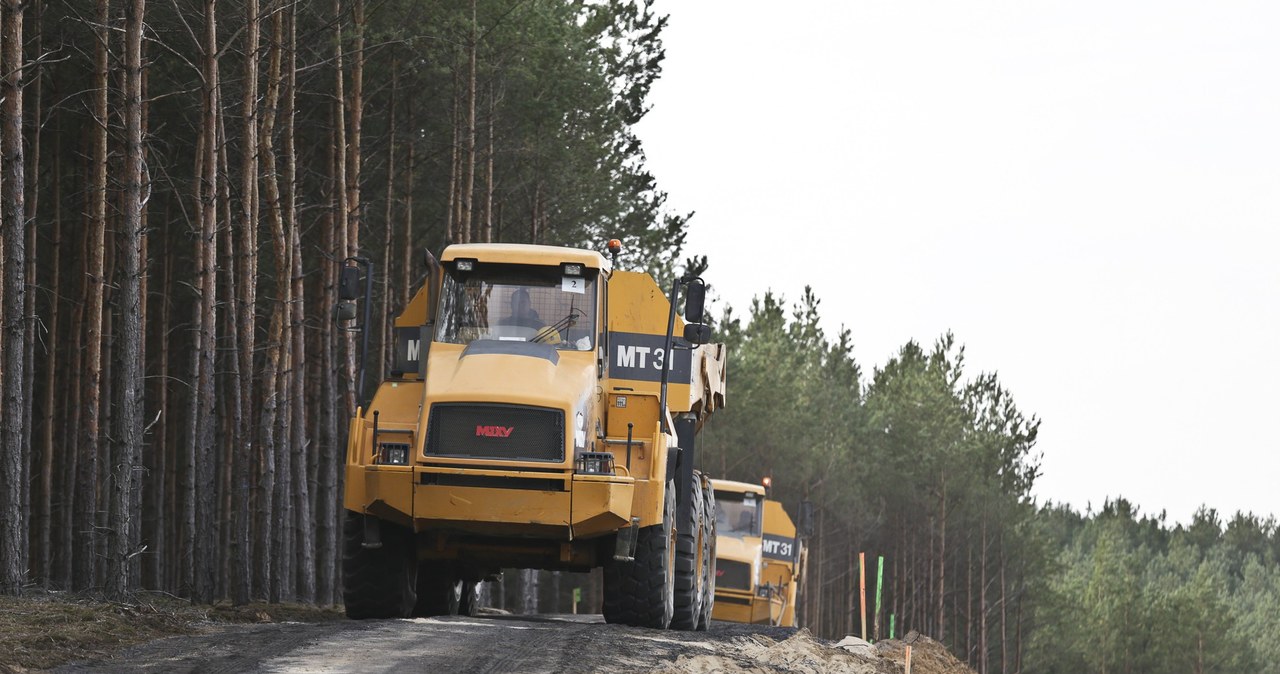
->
[[635, 1, 1280, 525]]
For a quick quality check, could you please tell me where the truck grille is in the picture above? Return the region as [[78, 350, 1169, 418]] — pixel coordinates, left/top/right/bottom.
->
[[426, 403, 565, 463], [715, 559, 752, 591]]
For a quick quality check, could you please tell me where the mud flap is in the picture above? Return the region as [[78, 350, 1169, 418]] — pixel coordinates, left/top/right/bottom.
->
[[362, 513, 382, 549], [613, 516, 641, 561]]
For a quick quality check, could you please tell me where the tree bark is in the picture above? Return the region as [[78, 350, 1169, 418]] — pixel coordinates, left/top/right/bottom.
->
[[460, 0, 476, 243], [74, 0, 110, 593], [482, 88, 493, 243], [256, 0, 286, 602], [378, 58, 396, 382], [189, 0, 221, 603], [107, 0, 147, 599], [285, 1, 310, 603], [399, 97, 414, 306], [0, 0, 28, 596], [230, 0, 261, 607]]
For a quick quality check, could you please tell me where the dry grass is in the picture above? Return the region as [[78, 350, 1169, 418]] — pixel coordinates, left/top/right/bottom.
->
[[0, 590, 345, 672]]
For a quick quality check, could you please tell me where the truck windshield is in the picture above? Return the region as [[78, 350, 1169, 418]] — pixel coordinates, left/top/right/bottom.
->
[[716, 491, 763, 539], [435, 264, 597, 350]]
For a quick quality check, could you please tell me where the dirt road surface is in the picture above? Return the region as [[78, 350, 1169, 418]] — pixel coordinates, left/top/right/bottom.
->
[[51, 612, 933, 674]]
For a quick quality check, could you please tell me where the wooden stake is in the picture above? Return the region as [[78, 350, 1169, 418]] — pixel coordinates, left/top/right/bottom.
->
[[859, 551, 867, 640]]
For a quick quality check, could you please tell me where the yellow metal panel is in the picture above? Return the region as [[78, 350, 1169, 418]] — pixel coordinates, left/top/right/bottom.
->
[[342, 465, 414, 524], [414, 480, 572, 529], [570, 474, 635, 538], [394, 285, 431, 328], [762, 499, 797, 539], [441, 242, 606, 269], [709, 478, 767, 497]]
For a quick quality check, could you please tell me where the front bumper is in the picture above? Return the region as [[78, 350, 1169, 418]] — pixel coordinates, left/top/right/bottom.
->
[[344, 463, 635, 540]]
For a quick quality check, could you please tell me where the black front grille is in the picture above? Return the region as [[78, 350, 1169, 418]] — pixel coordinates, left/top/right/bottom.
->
[[716, 559, 752, 591], [427, 403, 564, 462]]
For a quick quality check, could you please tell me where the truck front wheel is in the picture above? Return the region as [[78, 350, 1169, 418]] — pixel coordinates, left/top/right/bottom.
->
[[697, 476, 716, 631], [602, 481, 676, 629], [670, 474, 706, 630], [342, 511, 417, 619]]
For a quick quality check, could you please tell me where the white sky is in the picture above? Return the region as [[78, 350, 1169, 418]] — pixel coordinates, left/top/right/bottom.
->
[[635, 1, 1280, 526]]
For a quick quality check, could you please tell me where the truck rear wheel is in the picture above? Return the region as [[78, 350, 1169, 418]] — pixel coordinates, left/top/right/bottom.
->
[[602, 481, 676, 629], [670, 475, 706, 630], [697, 477, 716, 631], [458, 581, 480, 617], [414, 562, 463, 617], [342, 511, 417, 619]]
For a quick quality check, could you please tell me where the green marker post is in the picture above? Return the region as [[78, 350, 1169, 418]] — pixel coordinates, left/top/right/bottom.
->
[[874, 555, 884, 641], [890, 613, 896, 640]]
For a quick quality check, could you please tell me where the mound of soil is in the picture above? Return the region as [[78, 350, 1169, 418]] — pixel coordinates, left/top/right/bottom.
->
[[874, 631, 974, 674]]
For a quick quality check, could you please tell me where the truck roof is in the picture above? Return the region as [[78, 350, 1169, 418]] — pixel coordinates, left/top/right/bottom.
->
[[442, 243, 607, 269], [709, 478, 767, 497]]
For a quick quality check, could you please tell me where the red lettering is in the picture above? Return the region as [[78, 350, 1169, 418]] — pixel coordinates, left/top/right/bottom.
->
[[475, 425, 514, 438]]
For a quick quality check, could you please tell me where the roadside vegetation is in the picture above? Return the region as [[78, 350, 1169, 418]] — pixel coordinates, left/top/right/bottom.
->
[[704, 287, 1280, 673]]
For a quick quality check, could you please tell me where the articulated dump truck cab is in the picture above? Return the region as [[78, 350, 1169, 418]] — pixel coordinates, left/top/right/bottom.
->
[[709, 479, 809, 627], [338, 243, 727, 629]]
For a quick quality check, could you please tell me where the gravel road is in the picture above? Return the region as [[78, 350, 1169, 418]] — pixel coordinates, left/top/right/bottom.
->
[[54, 613, 813, 674]]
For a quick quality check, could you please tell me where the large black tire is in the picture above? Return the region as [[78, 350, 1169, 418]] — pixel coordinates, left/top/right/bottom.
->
[[602, 481, 676, 629], [342, 511, 417, 619], [670, 475, 705, 630], [696, 477, 716, 631], [413, 562, 463, 617]]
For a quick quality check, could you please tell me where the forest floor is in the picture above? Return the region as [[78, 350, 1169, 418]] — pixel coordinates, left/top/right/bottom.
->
[[0, 590, 344, 672], [0, 592, 973, 674]]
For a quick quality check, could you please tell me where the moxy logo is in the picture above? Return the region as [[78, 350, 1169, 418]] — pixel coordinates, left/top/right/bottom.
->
[[475, 425, 514, 438]]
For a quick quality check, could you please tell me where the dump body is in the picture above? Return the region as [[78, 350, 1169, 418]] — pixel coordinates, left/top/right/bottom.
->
[[340, 243, 726, 627], [709, 479, 805, 626]]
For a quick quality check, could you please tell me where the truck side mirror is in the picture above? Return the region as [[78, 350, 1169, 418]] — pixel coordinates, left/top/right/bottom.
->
[[799, 500, 815, 538], [683, 279, 706, 325], [339, 265, 362, 301], [683, 323, 712, 345]]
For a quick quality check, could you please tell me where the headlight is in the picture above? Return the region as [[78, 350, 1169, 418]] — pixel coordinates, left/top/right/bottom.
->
[[575, 452, 615, 475], [378, 443, 409, 465]]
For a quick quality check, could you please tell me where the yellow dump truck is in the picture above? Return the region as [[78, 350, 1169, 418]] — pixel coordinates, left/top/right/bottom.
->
[[709, 478, 812, 627], [335, 241, 726, 630]]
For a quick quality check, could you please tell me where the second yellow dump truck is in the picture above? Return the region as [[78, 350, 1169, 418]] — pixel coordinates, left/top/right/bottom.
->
[[335, 241, 727, 630], [709, 478, 812, 627]]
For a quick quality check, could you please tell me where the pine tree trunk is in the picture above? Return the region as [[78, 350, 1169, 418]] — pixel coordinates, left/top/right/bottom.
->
[[37, 134, 59, 588], [378, 59, 396, 383], [74, 0, 110, 592], [999, 536, 1007, 674], [19, 0, 42, 588], [190, 0, 221, 603], [255, 0, 286, 602], [460, 0, 476, 243], [107, 0, 147, 599], [445, 67, 458, 243], [318, 0, 351, 605], [0, 0, 28, 596], [979, 518, 988, 674], [286, 2, 310, 602], [482, 89, 494, 243], [230, 0, 261, 607], [520, 568, 539, 615], [937, 473, 947, 643], [60, 217, 86, 588], [399, 100, 414, 306], [150, 241, 171, 591]]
